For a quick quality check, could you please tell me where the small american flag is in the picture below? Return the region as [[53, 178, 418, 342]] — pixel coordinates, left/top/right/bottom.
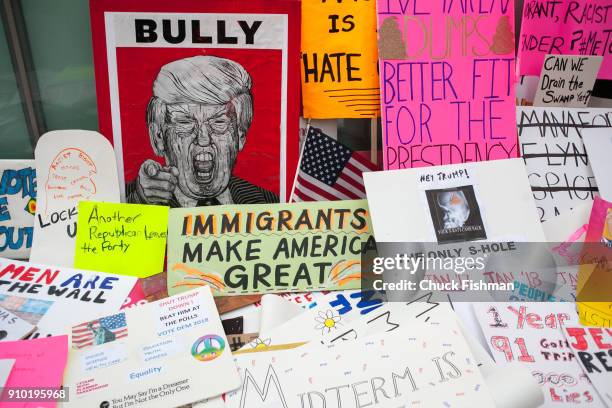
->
[[72, 312, 128, 349], [291, 127, 377, 202]]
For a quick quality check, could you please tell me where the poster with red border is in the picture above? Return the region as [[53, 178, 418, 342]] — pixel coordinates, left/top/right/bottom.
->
[[90, 0, 301, 206]]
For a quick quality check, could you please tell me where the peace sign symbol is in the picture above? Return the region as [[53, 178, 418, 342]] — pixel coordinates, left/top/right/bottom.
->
[[192, 334, 225, 361]]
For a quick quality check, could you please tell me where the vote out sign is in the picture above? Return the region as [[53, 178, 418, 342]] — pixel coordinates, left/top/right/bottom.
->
[[377, 0, 517, 170]]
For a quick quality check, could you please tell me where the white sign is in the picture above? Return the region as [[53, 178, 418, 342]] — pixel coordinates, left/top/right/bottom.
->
[[534, 55, 603, 108], [30, 130, 120, 267]]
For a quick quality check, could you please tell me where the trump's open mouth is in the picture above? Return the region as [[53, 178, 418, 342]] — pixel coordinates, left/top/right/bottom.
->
[[192, 149, 215, 183]]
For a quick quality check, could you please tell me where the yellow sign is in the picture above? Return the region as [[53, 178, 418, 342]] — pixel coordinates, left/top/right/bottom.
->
[[301, 0, 379, 118], [74, 201, 169, 278], [577, 205, 612, 328]]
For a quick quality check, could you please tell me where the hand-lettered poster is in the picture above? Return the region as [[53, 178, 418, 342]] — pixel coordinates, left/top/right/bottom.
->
[[377, 0, 517, 169], [518, 0, 612, 80], [225, 320, 497, 408], [563, 326, 612, 406], [517, 107, 612, 222], [30, 130, 120, 267], [474, 303, 605, 407], [0, 160, 36, 260], [74, 202, 169, 278], [301, 0, 379, 118], [0, 258, 137, 338], [90, 0, 301, 207], [166, 200, 374, 296], [533, 55, 603, 107]]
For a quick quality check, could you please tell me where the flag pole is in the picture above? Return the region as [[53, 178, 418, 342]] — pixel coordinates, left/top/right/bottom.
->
[[370, 117, 378, 165], [288, 119, 311, 203]]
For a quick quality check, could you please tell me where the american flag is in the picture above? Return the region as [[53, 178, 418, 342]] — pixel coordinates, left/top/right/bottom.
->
[[71, 313, 128, 349], [291, 127, 377, 202]]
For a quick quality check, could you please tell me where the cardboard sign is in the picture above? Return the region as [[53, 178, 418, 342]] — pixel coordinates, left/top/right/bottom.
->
[[0, 160, 36, 260], [517, 107, 612, 222], [583, 125, 612, 201], [74, 202, 168, 278], [301, 0, 379, 118], [563, 326, 612, 406], [377, 0, 517, 169], [533, 55, 603, 107], [90, 0, 301, 204], [0, 258, 137, 338], [63, 287, 240, 408], [518, 1, 612, 80], [166, 200, 374, 296], [224, 320, 496, 408], [0, 305, 35, 341], [30, 130, 120, 267], [363, 158, 545, 243], [474, 302, 604, 407], [0, 335, 68, 408]]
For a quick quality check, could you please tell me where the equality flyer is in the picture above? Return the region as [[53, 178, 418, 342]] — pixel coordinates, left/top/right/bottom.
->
[[90, 0, 301, 204], [62, 286, 239, 408], [166, 200, 375, 296], [0, 258, 137, 338]]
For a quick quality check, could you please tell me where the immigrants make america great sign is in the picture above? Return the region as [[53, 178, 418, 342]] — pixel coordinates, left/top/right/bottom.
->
[[166, 200, 374, 296], [377, 0, 517, 170]]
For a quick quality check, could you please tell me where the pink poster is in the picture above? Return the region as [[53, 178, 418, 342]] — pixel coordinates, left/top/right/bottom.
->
[[377, 0, 517, 170], [518, 0, 612, 80], [0, 336, 68, 408]]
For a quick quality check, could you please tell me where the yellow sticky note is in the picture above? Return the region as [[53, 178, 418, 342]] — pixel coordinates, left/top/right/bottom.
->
[[74, 201, 169, 278]]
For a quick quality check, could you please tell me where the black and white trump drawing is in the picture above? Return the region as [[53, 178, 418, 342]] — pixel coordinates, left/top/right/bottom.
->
[[126, 56, 278, 207]]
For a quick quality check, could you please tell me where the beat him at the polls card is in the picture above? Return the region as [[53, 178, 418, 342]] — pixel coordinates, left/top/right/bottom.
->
[[62, 286, 239, 408]]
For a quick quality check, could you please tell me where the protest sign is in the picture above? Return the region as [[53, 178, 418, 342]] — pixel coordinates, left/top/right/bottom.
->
[[563, 326, 612, 407], [301, 0, 379, 118], [0, 160, 36, 260], [474, 303, 604, 407], [0, 258, 137, 338], [518, 0, 612, 80], [377, 0, 517, 169], [90, 0, 301, 204], [364, 158, 545, 243], [166, 200, 374, 296], [533, 55, 603, 107], [223, 320, 495, 408], [517, 107, 612, 222], [0, 336, 68, 408], [0, 305, 35, 341], [74, 202, 168, 278], [576, 197, 612, 329], [30, 130, 120, 267], [583, 126, 612, 201], [63, 287, 239, 408]]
